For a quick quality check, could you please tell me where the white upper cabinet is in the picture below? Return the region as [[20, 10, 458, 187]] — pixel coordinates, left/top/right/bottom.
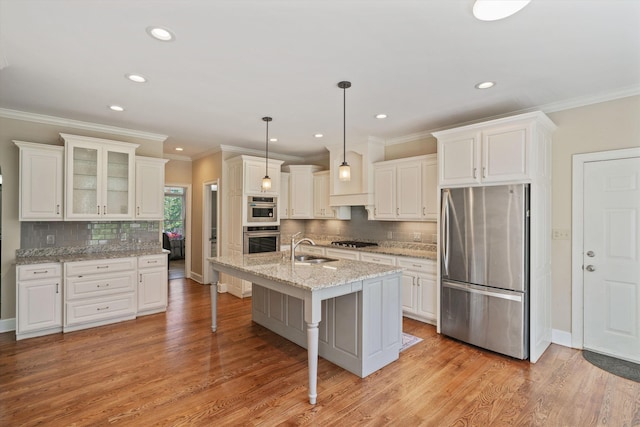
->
[[135, 156, 168, 220], [434, 112, 555, 187], [244, 159, 282, 196], [280, 172, 290, 219], [373, 154, 437, 221], [284, 165, 322, 219], [313, 170, 351, 220], [62, 134, 138, 220], [15, 141, 64, 221]]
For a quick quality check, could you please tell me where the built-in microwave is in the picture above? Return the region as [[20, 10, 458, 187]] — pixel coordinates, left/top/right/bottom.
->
[[247, 196, 278, 223]]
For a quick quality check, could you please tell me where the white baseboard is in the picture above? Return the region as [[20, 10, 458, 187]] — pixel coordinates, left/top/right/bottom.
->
[[190, 272, 203, 284], [217, 282, 228, 293], [551, 329, 573, 348], [0, 318, 16, 333]]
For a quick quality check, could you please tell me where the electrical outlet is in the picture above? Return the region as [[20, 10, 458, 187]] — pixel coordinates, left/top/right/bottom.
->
[[46, 235, 55, 244], [413, 232, 421, 242], [387, 231, 393, 239], [552, 229, 570, 240]]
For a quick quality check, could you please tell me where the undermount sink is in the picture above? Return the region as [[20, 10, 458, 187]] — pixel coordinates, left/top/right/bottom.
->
[[294, 255, 338, 264]]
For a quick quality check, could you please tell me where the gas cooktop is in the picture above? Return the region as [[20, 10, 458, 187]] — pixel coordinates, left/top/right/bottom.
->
[[331, 241, 379, 248]]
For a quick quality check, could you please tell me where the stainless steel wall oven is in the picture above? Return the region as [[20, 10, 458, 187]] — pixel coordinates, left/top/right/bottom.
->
[[243, 226, 280, 254], [247, 196, 277, 223]]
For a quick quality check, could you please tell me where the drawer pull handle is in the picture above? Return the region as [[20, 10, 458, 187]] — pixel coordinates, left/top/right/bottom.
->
[[33, 270, 49, 274], [97, 306, 110, 311], [97, 283, 110, 288], [96, 266, 109, 269], [56, 283, 60, 294], [412, 264, 422, 268], [148, 260, 158, 264]]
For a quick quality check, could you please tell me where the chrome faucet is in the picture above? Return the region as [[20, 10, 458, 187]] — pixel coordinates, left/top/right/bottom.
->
[[291, 232, 316, 262]]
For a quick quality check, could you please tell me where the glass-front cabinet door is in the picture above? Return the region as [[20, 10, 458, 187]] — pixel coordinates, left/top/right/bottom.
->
[[63, 135, 137, 220], [67, 141, 101, 218]]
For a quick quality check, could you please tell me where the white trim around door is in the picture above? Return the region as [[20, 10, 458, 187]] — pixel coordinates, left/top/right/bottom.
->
[[571, 147, 640, 349]]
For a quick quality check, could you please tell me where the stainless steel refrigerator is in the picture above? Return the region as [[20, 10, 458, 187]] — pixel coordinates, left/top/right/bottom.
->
[[440, 184, 529, 359]]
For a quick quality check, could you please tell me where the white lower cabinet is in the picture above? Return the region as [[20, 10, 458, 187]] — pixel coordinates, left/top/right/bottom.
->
[[325, 247, 360, 261], [138, 254, 168, 315], [64, 257, 137, 332], [16, 263, 63, 340], [397, 257, 436, 324]]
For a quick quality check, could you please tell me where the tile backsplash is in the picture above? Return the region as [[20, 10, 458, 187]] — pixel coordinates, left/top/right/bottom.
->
[[280, 206, 437, 244], [20, 221, 161, 249]]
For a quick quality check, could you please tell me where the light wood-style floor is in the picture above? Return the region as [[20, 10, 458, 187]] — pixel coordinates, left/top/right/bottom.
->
[[1, 278, 639, 426]]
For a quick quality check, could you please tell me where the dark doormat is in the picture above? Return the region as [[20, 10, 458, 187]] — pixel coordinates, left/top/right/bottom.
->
[[583, 350, 640, 382]]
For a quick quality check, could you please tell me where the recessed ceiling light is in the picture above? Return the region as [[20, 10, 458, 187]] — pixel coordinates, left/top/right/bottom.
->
[[375, 114, 387, 119], [314, 133, 324, 138], [270, 138, 278, 142], [109, 105, 125, 112], [126, 73, 147, 83], [472, 0, 531, 21], [146, 26, 175, 41], [475, 81, 496, 89], [175, 147, 184, 151]]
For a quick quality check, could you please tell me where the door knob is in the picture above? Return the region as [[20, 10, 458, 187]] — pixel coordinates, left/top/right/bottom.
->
[[586, 250, 595, 257], [586, 265, 596, 272]]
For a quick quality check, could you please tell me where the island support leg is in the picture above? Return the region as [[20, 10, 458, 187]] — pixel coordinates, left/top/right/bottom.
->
[[304, 294, 321, 404], [210, 269, 219, 332], [306, 322, 319, 404]]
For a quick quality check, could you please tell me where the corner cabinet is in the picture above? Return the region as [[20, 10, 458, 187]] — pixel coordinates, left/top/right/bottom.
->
[[14, 141, 65, 221], [61, 134, 139, 220], [16, 263, 63, 340], [313, 170, 351, 220], [135, 156, 169, 220], [373, 154, 437, 221]]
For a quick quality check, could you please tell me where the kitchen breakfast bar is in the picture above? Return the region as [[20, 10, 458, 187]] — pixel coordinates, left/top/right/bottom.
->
[[207, 252, 403, 404]]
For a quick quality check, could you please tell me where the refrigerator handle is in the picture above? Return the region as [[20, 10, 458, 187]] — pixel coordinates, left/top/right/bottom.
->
[[441, 189, 450, 277]]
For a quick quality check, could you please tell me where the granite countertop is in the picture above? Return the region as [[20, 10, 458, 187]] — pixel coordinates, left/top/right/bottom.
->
[[208, 252, 403, 292], [15, 245, 169, 265], [292, 238, 437, 261]]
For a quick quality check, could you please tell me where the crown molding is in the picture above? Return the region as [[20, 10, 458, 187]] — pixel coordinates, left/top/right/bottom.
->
[[218, 144, 305, 162], [164, 153, 192, 162], [385, 130, 434, 146], [0, 108, 168, 142], [538, 85, 640, 114]]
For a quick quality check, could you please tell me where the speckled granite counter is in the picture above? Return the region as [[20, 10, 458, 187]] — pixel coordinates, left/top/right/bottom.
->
[[208, 251, 403, 291], [287, 238, 437, 260], [15, 244, 169, 265]]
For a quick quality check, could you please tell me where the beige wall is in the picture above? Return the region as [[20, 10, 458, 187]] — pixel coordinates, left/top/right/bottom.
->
[[547, 95, 640, 333], [385, 136, 437, 160], [165, 158, 193, 185], [190, 152, 223, 278], [0, 115, 165, 319]]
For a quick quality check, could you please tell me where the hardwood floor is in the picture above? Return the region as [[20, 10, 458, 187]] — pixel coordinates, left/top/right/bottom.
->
[[1, 278, 639, 426]]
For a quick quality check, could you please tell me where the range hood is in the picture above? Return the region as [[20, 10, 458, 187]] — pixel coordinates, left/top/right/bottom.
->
[[327, 138, 385, 218]]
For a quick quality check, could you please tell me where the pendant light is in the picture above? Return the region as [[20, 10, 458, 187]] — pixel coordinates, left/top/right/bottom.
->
[[261, 116, 272, 191], [338, 81, 351, 182]]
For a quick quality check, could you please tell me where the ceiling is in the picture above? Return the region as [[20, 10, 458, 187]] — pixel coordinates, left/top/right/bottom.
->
[[1, 0, 639, 160]]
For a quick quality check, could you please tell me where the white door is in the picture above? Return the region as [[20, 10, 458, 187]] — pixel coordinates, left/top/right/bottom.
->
[[583, 156, 640, 363]]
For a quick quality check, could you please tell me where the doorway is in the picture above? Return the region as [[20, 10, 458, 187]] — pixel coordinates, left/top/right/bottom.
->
[[203, 180, 220, 285], [164, 186, 188, 280], [572, 147, 640, 363]]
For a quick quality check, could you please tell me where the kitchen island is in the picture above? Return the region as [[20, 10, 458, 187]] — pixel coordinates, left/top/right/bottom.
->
[[207, 252, 403, 404]]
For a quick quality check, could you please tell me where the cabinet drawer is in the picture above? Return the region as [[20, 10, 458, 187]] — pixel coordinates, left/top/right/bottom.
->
[[359, 253, 396, 266], [66, 271, 136, 300], [138, 254, 167, 269], [65, 257, 136, 276], [397, 257, 435, 273], [325, 248, 360, 260], [17, 263, 61, 281], [66, 293, 136, 325]]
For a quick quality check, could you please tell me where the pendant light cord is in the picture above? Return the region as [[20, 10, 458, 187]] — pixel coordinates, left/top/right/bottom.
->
[[343, 85, 346, 164], [265, 119, 269, 176]]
